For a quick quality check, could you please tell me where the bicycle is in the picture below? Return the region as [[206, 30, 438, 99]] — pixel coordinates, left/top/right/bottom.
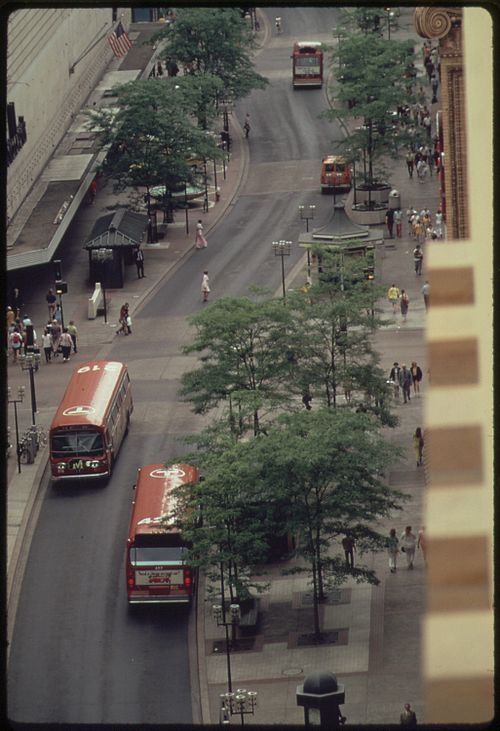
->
[[18, 437, 33, 464]]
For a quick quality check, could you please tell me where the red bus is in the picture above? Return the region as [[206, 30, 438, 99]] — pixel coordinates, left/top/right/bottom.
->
[[292, 42, 323, 88], [49, 360, 133, 481], [126, 463, 199, 605]]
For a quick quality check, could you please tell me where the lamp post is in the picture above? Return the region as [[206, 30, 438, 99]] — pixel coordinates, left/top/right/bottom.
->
[[55, 280, 67, 330], [299, 205, 315, 283], [8, 385, 25, 474], [384, 7, 395, 39], [19, 351, 40, 425], [272, 240, 292, 302], [220, 688, 258, 726]]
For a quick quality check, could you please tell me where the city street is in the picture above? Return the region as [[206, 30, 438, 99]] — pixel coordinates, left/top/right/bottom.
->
[[8, 7, 434, 726]]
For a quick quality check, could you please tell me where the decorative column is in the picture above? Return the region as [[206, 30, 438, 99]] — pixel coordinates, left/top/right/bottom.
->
[[415, 7, 469, 240]]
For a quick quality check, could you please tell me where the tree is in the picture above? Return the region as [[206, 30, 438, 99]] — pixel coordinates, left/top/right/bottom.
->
[[284, 252, 396, 424], [151, 8, 268, 101], [248, 409, 405, 640], [180, 296, 296, 436], [87, 78, 222, 215], [326, 27, 423, 208]]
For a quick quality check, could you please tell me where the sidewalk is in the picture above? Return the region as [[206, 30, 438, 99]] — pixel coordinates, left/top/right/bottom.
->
[[7, 10, 439, 726]]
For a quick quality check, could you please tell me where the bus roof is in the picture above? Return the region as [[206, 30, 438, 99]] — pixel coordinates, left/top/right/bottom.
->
[[128, 463, 199, 541], [294, 41, 322, 51], [50, 360, 127, 431]]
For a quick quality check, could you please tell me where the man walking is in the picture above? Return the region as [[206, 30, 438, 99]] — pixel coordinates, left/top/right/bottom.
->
[[421, 280, 430, 311], [413, 244, 423, 275], [387, 284, 400, 314], [398, 364, 412, 403], [134, 245, 145, 278], [341, 536, 356, 568], [394, 208, 403, 238], [400, 526, 417, 569], [400, 703, 417, 726], [385, 207, 394, 238]]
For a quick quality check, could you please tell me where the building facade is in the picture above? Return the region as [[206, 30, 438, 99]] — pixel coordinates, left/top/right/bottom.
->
[[6, 7, 131, 220]]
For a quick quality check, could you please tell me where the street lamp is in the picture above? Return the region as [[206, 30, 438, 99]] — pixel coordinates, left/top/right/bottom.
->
[[272, 240, 292, 301], [299, 206, 315, 283], [8, 385, 25, 474], [212, 596, 241, 694], [220, 688, 258, 726], [384, 7, 396, 39], [19, 351, 41, 425], [55, 279, 67, 330]]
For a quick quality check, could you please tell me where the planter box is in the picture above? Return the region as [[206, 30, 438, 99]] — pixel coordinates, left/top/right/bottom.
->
[[354, 184, 391, 206]]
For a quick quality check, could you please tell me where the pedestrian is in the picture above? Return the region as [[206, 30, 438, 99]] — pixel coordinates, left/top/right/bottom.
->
[[6, 306, 15, 332], [51, 319, 61, 356], [416, 158, 428, 183], [400, 289, 410, 322], [46, 288, 57, 319], [398, 363, 412, 403], [243, 115, 251, 138], [9, 328, 23, 363], [24, 322, 37, 355], [67, 320, 78, 353], [195, 219, 208, 249], [201, 270, 211, 302], [413, 427, 424, 466], [117, 303, 131, 335], [341, 536, 356, 568], [410, 362, 423, 396], [413, 244, 423, 275], [389, 362, 401, 400], [422, 112, 432, 139], [417, 526, 427, 565], [394, 208, 403, 238], [434, 208, 443, 239], [59, 328, 73, 362], [431, 74, 439, 103], [421, 280, 430, 311], [88, 178, 97, 204], [400, 703, 417, 726], [405, 151, 414, 178], [385, 207, 394, 238], [387, 528, 399, 573], [425, 59, 435, 83], [10, 287, 23, 318], [400, 526, 417, 569], [134, 245, 145, 278], [42, 327, 53, 363], [54, 303, 62, 325], [387, 284, 400, 314]]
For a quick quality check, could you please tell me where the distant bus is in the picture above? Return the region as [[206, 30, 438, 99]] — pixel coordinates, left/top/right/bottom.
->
[[49, 360, 132, 481], [292, 41, 323, 88], [320, 155, 352, 193], [126, 463, 199, 605]]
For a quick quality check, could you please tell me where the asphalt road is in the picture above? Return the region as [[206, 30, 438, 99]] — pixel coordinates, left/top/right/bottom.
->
[[8, 7, 347, 724]]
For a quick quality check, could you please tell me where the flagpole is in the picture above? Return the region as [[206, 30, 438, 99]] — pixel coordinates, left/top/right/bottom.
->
[[69, 24, 112, 74]]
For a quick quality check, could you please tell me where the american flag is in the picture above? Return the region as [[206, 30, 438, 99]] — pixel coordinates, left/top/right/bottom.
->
[[108, 21, 132, 58]]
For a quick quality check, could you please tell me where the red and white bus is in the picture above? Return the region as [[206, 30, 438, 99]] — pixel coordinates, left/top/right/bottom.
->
[[49, 360, 133, 482], [292, 41, 323, 88], [126, 463, 199, 605]]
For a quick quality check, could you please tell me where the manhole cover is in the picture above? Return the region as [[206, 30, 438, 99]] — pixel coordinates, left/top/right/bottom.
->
[[282, 667, 303, 677]]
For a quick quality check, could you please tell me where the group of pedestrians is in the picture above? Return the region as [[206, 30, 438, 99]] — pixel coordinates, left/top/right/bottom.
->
[[387, 525, 426, 572], [387, 284, 410, 322], [7, 296, 78, 364], [388, 361, 423, 404]]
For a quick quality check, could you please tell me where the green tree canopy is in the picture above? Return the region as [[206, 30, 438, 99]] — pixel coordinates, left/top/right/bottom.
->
[[151, 8, 268, 100]]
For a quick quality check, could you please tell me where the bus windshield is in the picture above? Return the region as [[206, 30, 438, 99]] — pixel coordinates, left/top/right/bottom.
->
[[51, 430, 104, 458]]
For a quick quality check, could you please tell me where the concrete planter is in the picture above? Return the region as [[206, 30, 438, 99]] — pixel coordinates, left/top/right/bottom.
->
[[354, 183, 391, 206]]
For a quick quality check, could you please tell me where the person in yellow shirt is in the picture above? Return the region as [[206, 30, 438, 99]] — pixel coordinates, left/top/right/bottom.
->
[[387, 284, 400, 313]]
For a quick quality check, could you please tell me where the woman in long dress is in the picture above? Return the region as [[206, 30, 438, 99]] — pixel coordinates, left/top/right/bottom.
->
[[201, 271, 210, 302], [195, 219, 207, 248]]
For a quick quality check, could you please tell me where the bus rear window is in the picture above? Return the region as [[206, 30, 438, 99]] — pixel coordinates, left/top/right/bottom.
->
[[130, 546, 188, 565], [51, 430, 104, 458]]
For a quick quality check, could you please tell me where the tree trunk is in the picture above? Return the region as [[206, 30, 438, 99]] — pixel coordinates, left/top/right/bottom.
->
[[311, 554, 322, 640]]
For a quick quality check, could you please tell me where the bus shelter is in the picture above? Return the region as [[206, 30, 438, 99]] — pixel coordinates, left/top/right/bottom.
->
[[83, 209, 148, 288]]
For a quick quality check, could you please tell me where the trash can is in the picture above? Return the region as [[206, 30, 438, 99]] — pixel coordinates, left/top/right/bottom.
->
[[388, 189, 400, 210]]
